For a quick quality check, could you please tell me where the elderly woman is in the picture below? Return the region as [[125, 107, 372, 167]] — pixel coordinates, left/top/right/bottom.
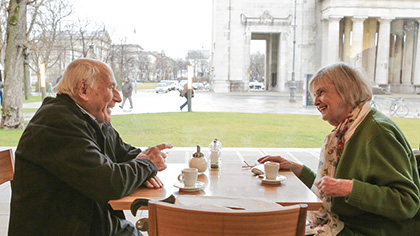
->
[[258, 63, 420, 235]]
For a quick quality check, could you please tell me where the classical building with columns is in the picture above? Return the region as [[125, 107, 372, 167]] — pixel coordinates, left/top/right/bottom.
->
[[211, 0, 420, 94]]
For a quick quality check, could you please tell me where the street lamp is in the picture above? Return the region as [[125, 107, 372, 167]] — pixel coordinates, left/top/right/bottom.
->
[[187, 65, 193, 112], [23, 47, 31, 100], [289, 0, 297, 103], [40, 63, 46, 99]]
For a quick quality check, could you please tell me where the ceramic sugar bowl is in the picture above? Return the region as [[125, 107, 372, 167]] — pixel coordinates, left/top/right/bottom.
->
[[189, 145, 208, 173]]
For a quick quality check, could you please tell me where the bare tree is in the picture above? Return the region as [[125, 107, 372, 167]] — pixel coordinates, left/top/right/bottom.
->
[[187, 50, 210, 82], [65, 18, 106, 59], [249, 51, 265, 82], [138, 53, 151, 82], [28, 0, 72, 89], [1, 0, 55, 129], [0, 0, 9, 64], [1, 0, 28, 129], [109, 39, 127, 87], [174, 58, 188, 80]]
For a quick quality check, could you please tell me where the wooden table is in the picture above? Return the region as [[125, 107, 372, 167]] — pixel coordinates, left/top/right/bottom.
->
[[110, 154, 322, 211]]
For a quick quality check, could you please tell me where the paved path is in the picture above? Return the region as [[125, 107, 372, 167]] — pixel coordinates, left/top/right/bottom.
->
[[23, 89, 420, 120]]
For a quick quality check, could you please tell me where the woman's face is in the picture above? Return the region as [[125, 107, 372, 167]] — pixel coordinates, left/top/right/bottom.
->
[[313, 77, 353, 126]]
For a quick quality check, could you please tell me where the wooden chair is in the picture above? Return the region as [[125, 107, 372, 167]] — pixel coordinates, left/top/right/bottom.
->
[[147, 200, 307, 236], [0, 149, 14, 185]]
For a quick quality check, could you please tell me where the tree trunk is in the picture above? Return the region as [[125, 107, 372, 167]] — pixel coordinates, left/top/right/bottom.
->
[[1, 0, 28, 129]]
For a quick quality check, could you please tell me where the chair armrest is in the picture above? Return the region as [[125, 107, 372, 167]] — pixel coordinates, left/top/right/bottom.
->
[[130, 194, 176, 216]]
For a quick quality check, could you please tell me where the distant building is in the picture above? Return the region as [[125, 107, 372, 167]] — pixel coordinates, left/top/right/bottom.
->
[[211, 0, 420, 94], [30, 29, 112, 86], [109, 44, 143, 82]]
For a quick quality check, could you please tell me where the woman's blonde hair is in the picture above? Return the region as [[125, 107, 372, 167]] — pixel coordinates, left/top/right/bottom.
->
[[308, 63, 372, 108], [54, 59, 111, 96]]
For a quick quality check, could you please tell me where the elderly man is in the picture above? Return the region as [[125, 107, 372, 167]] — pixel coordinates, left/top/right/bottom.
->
[[8, 59, 172, 236]]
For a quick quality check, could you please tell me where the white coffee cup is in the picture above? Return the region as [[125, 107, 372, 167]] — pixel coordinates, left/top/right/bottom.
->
[[178, 168, 198, 187], [264, 162, 280, 179]]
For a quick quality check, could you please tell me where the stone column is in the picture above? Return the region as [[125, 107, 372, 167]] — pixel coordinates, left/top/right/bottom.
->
[[391, 19, 404, 85], [402, 20, 415, 85], [365, 19, 378, 84], [321, 18, 329, 66], [279, 33, 288, 92], [243, 27, 252, 91], [266, 35, 273, 89], [375, 17, 394, 86], [351, 16, 367, 68], [327, 16, 343, 65], [343, 18, 352, 64], [413, 19, 420, 86]]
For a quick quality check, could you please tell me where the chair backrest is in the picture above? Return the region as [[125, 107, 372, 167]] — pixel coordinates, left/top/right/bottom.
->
[[0, 149, 15, 185], [148, 201, 307, 236]]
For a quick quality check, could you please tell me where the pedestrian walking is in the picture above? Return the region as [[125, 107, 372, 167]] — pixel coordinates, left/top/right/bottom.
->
[[47, 83, 53, 96], [56, 72, 63, 85], [119, 77, 133, 109], [180, 83, 194, 111]]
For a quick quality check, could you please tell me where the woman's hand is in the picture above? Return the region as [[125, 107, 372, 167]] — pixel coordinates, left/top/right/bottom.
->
[[257, 155, 303, 176], [316, 176, 353, 197]]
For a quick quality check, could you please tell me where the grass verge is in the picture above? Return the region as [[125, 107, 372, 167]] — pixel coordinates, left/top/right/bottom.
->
[[0, 112, 418, 149]]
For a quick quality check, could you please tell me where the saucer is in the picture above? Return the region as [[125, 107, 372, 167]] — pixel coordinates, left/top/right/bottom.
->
[[261, 175, 286, 185], [174, 181, 206, 192]]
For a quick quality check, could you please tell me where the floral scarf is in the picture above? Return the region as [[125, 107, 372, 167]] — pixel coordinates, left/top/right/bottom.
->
[[307, 102, 371, 236]]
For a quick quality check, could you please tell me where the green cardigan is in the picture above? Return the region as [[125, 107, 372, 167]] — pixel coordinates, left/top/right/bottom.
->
[[299, 109, 420, 235]]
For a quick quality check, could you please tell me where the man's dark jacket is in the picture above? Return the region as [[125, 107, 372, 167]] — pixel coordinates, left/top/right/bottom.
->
[[9, 94, 157, 235]]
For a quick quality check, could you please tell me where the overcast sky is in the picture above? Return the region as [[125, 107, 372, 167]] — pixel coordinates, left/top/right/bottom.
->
[[71, 0, 213, 59]]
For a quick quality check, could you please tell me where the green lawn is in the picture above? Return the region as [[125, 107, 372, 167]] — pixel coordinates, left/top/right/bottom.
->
[[22, 95, 43, 103], [1, 112, 418, 149], [135, 82, 158, 90]]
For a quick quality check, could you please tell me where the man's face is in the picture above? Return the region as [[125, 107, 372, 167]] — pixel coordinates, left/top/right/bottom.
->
[[84, 69, 121, 124]]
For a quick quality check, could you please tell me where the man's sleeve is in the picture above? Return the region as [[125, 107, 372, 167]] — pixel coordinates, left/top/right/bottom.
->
[[18, 120, 157, 204]]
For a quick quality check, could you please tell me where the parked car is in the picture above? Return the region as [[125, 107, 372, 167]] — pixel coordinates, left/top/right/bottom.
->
[[167, 81, 178, 91], [155, 83, 169, 93], [192, 82, 204, 90], [249, 81, 265, 90], [161, 80, 178, 91]]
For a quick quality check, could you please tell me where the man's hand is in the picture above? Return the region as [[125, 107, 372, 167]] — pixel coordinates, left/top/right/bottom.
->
[[315, 176, 353, 197], [143, 176, 164, 189], [138, 143, 173, 171]]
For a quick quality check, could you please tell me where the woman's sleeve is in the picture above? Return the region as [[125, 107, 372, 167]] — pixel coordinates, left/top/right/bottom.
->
[[345, 129, 420, 220], [298, 165, 316, 188]]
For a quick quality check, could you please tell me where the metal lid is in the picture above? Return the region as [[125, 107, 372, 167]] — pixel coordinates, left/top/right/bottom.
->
[[192, 145, 204, 158]]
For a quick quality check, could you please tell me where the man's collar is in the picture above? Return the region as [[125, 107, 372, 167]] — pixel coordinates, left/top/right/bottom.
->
[[75, 103, 98, 123]]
